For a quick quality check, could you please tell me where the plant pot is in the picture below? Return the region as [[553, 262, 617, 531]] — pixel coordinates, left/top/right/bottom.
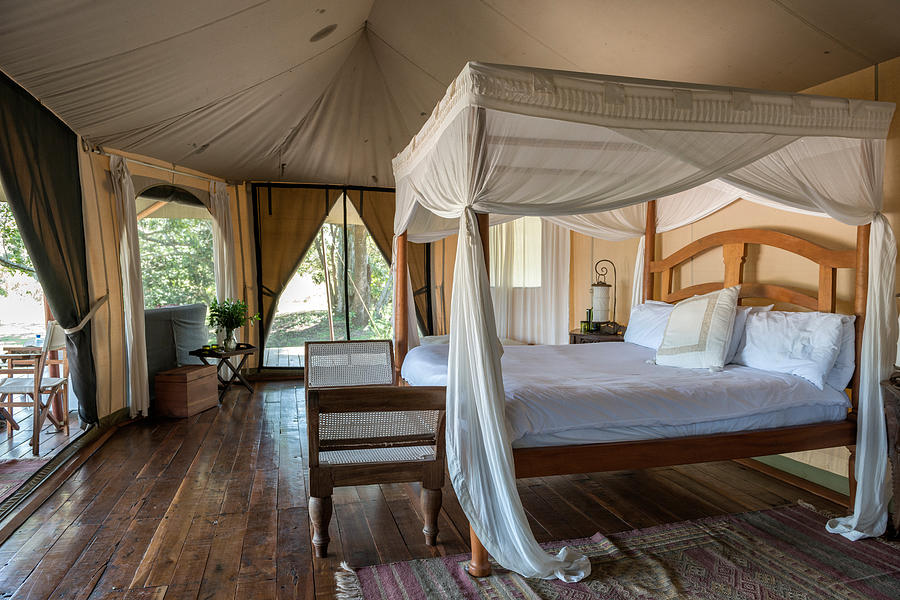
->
[[224, 328, 237, 351]]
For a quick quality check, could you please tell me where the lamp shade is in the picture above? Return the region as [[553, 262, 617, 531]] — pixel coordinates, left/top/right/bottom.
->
[[591, 282, 611, 322]]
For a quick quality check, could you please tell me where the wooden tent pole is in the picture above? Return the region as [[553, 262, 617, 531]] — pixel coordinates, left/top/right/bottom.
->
[[395, 231, 409, 377], [467, 210, 493, 579], [643, 200, 656, 302]]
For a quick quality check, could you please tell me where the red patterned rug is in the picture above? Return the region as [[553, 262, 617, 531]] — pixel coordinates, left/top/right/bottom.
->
[[0, 459, 49, 504], [337, 505, 900, 599]]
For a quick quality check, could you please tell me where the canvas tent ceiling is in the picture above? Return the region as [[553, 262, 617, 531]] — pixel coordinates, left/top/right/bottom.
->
[[1, 0, 899, 187]]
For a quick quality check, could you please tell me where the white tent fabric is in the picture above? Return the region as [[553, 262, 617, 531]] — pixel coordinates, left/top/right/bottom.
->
[[5, 2, 899, 188], [491, 218, 570, 345], [392, 62, 895, 581], [109, 156, 150, 418], [209, 181, 238, 302]]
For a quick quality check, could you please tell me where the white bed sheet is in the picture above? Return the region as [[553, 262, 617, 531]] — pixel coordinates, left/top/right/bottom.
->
[[401, 341, 850, 448]]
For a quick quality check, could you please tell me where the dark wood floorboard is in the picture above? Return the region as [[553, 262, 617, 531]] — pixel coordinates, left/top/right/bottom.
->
[[0, 382, 847, 599]]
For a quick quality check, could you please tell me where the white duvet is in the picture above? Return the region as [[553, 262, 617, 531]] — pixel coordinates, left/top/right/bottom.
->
[[401, 342, 850, 448]]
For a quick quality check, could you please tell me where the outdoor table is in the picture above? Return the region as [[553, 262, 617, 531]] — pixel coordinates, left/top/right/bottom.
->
[[188, 343, 256, 401]]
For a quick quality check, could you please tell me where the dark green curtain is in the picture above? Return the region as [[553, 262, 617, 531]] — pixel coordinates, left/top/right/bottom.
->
[[0, 72, 98, 424]]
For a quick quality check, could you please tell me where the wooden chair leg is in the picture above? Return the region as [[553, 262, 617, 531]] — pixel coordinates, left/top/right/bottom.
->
[[847, 445, 857, 512], [309, 496, 333, 558], [467, 525, 492, 577], [31, 394, 41, 456], [421, 487, 441, 546], [62, 387, 69, 435]]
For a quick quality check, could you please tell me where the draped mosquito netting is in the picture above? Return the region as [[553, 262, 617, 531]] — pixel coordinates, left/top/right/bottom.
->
[[392, 62, 896, 581]]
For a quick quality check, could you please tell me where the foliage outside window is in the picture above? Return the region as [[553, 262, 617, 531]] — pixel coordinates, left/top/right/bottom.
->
[[0, 202, 44, 345], [138, 215, 215, 309]]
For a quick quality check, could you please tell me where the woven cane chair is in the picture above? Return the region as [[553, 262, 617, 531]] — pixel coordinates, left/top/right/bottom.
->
[[305, 340, 446, 558], [0, 321, 69, 455]]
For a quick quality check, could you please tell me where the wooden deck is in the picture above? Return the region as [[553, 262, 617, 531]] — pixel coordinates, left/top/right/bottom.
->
[[263, 346, 303, 368], [0, 382, 847, 599], [1, 405, 81, 462]]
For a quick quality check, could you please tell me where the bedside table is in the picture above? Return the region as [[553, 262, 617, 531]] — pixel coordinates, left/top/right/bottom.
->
[[882, 373, 900, 535], [569, 330, 625, 344]]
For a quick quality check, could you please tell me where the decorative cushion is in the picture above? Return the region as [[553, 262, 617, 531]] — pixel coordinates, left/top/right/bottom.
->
[[725, 304, 774, 365], [623, 301, 674, 349], [824, 314, 856, 391], [655, 286, 740, 371], [733, 311, 843, 390]]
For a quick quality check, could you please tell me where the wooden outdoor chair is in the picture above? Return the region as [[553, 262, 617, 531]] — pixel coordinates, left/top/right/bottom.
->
[[0, 321, 69, 455], [304, 340, 446, 558]]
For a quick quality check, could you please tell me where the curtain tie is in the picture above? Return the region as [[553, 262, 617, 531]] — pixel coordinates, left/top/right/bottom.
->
[[64, 295, 109, 335]]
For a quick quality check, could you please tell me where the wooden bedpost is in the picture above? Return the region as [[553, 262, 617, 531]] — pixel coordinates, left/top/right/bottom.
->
[[466, 210, 494, 578], [847, 223, 869, 510], [395, 231, 409, 377], [643, 199, 656, 302], [850, 223, 869, 411], [477, 212, 490, 269]]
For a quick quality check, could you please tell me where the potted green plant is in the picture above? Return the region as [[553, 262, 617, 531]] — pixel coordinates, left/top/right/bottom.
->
[[208, 298, 259, 350]]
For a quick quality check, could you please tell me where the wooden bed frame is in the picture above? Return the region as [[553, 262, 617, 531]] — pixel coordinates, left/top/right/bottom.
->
[[394, 202, 867, 577]]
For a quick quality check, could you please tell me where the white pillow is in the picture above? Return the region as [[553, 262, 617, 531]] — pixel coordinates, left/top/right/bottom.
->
[[623, 301, 674, 349], [824, 315, 856, 390], [733, 311, 843, 390], [655, 286, 740, 371], [725, 304, 774, 365]]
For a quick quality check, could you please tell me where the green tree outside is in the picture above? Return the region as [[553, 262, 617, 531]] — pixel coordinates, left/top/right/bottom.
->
[[138, 216, 215, 309]]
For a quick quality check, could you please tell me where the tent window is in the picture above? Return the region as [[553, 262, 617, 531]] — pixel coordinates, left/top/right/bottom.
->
[[265, 193, 394, 367], [136, 186, 215, 309], [492, 217, 542, 288]]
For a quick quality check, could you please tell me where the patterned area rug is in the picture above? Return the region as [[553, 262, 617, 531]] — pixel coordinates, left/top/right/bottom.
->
[[337, 505, 900, 599], [0, 459, 49, 504]]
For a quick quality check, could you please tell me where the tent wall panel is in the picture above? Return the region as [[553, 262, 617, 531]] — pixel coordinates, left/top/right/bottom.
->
[[78, 149, 242, 418], [234, 184, 259, 368], [79, 150, 127, 420]]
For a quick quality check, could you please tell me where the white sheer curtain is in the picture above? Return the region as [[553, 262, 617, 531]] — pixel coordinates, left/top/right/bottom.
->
[[109, 155, 149, 418], [491, 218, 570, 345], [392, 64, 895, 581], [209, 181, 238, 302]]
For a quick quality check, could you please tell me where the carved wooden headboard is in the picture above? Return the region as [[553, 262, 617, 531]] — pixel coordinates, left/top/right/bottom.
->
[[641, 200, 870, 411]]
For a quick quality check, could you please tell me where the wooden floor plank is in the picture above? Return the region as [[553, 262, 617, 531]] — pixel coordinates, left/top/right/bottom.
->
[[0, 381, 853, 599]]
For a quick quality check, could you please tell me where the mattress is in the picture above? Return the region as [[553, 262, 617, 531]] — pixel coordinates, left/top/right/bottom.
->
[[400, 341, 851, 448]]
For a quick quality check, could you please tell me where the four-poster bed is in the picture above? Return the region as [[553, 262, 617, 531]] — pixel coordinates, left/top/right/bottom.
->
[[394, 205, 868, 577], [384, 62, 895, 581]]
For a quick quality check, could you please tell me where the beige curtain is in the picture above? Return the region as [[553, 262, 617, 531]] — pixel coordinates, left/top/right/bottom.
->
[[257, 186, 337, 345], [351, 190, 430, 334]]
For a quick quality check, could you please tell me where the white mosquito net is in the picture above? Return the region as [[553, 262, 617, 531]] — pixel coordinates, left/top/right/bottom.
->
[[392, 62, 896, 581]]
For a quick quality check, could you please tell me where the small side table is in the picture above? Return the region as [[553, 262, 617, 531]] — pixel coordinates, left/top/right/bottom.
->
[[189, 343, 256, 401], [569, 330, 625, 344], [882, 372, 900, 535]]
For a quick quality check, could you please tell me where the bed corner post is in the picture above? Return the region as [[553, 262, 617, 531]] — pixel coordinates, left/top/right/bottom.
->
[[847, 223, 869, 511], [643, 199, 657, 302], [395, 230, 409, 378], [467, 210, 494, 579], [477, 212, 490, 269], [850, 224, 869, 412]]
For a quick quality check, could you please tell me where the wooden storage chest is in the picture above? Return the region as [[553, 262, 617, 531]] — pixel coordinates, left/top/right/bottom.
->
[[154, 365, 218, 418]]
